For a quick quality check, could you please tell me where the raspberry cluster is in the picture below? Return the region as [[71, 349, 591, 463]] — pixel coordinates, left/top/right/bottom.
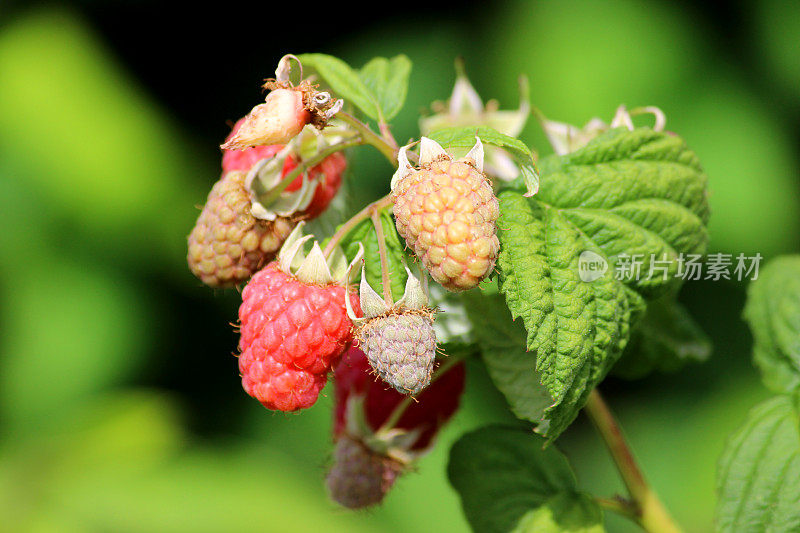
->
[[187, 118, 346, 288], [188, 55, 474, 512]]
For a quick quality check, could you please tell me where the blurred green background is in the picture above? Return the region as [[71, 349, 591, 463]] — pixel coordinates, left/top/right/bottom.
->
[[1, 1, 798, 531]]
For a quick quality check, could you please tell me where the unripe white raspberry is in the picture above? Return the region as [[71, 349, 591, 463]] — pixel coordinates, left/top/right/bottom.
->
[[392, 137, 499, 291]]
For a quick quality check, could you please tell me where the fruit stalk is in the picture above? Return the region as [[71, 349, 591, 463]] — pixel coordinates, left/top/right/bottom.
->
[[322, 195, 393, 258], [255, 136, 361, 206], [584, 389, 682, 533], [370, 209, 394, 306], [337, 111, 397, 163]]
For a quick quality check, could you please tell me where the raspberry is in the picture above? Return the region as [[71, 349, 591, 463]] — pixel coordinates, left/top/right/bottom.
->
[[187, 171, 295, 288], [221, 118, 347, 220], [221, 136, 285, 175], [333, 347, 465, 450], [344, 252, 440, 395], [326, 436, 402, 509], [221, 55, 343, 151], [221, 88, 310, 151], [238, 257, 359, 411], [392, 137, 499, 291], [302, 150, 346, 219], [357, 310, 437, 396], [326, 348, 465, 508]]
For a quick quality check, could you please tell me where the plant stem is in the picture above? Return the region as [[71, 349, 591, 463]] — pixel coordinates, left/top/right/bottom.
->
[[595, 497, 638, 520], [377, 355, 462, 434], [584, 389, 682, 533], [379, 120, 399, 151], [337, 111, 397, 163], [370, 210, 394, 306], [322, 194, 393, 258], [255, 137, 362, 206]]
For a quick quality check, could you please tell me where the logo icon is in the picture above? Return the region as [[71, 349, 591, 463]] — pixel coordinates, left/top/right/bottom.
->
[[578, 251, 608, 282]]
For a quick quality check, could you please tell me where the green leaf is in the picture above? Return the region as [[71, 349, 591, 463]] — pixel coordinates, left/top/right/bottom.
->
[[297, 53, 380, 120], [496, 128, 709, 439], [716, 395, 800, 532], [429, 126, 539, 195], [428, 284, 476, 347], [448, 425, 603, 533], [464, 290, 552, 423], [612, 295, 711, 380], [358, 55, 412, 121], [514, 494, 604, 533], [743, 255, 800, 394], [339, 209, 408, 301]]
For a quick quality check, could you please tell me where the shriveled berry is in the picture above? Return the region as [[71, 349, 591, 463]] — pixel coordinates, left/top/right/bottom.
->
[[326, 436, 402, 509], [221, 89, 310, 151]]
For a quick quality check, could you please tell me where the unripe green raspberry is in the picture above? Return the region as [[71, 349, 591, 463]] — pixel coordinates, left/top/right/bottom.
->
[[357, 310, 437, 396], [187, 170, 296, 287], [326, 436, 402, 509], [392, 138, 499, 291]]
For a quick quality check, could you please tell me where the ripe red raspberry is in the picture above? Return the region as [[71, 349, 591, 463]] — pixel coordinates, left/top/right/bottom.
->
[[392, 137, 499, 291], [221, 119, 346, 220], [238, 262, 359, 411], [187, 171, 295, 288]]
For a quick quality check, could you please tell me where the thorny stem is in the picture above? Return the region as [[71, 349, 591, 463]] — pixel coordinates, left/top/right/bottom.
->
[[584, 389, 682, 533], [322, 194, 394, 259], [337, 111, 397, 163], [376, 355, 462, 435], [256, 137, 362, 206], [370, 210, 394, 306]]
